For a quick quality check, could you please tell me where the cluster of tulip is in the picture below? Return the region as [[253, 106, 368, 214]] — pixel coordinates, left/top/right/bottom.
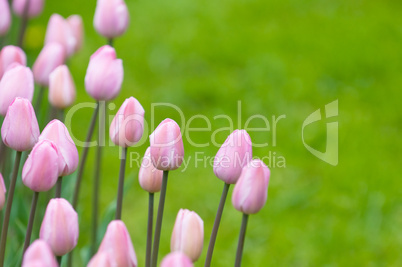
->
[[0, 0, 271, 266]]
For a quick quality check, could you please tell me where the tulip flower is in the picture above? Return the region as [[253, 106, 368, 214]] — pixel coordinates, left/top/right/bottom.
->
[[85, 45, 123, 101], [22, 240, 58, 267], [87, 252, 113, 267], [171, 209, 204, 262], [67, 15, 84, 53], [45, 14, 77, 57], [98, 220, 137, 267], [0, 173, 5, 210], [48, 65, 76, 109], [94, 0, 129, 40], [40, 198, 79, 257], [12, 0, 44, 18], [33, 42, 66, 87], [161, 252, 194, 267], [0, 0, 11, 36], [0, 64, 34, 116], [0, 45, 27, 79]]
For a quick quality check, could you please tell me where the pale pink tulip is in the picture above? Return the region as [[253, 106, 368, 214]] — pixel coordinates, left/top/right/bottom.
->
[[12, 0, 44, 18], [139, 147, 163, 193], [33, 43, 66, 87], [48, 65, 76, 109], [45, 14, 77, 57], [67, 15, 84, 53], [161, 252, 194, 267], [0, 173, 6, 210], [87, 252, 113, 267], [94, 0, 129, 39], [0, 45, 27, 78], [0, 0, 11, 36], [22, 240, 58, 267]]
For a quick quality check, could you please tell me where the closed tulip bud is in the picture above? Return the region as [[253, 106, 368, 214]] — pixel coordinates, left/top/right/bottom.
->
[[0, 0, 11, 37], [1, 98, 39, 151], [171, 209, 204, 262], [213, 130, 252, 184], [67, 15, 84, 53], [161, 252, 194, 267], [94, 0, 129, 39], [232, 159, 270, 214], [33, 43, 66, 87], [85, 45, 123, 100], [22, 140, 62, 192], [0, 45, 27, 78], [0, 173, 6, 210], [98, 220, 137, 267], [139, 147, 163, 193], [150, 119, 184, 171], [48, 65, 76, 109], [0, 64, 34, 116], [22, 240, 58, 267], [87, 252, 113, 267], [12, 0, 44, 18], [110, 97, 144, 147], [40, 198, 79, 256], [45, 14, 77, 57]]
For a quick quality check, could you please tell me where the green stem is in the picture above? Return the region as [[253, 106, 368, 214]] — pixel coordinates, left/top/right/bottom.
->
[[234, 214, 249, 267], [16, 0, 30, 47], [34, 86, 45, 114], [108, 38, 114, 47], [55, 177, 62, 198], [115, 147, 127, 220], [151, 171, 169, 267], [56, 255, 62, 266], [0, 151, 22, 267], [146, 193, 154, 267], [205, 183, 230, 267], [23, 191, 39, 254]]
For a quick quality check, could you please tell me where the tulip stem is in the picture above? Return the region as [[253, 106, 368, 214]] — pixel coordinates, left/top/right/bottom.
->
[[34, 86, 45, 114], [23, 191, 39, 255], [0, 151, 22, 267], [151, 170, 169, 267], [108, 38, 114, 47], [234, 213, 249, 267], [115, 147, 128, 220], [205, 183, 230, 267], [17, 0, 30, 47], [146, 193, 154, 267], [56, 256, 62, 265], [55, 177, 62, 198]]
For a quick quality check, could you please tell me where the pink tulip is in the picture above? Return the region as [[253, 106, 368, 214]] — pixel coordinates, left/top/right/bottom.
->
[[48, 65, 76, 109], [98, 220, 137, 267], [213, 130, 253, 184], [22, 140, 62, 192], [161, 252, 194, 267], [33, 43, 66, 87], [40, 198, 79, 256], [0, 0, 11, 36], [139, 147, 163, 193], [110, 97, 144, 147], [0, 173, 6, 210], [39, 119, 78, 176], [0, 45, 27, 78], [171, 209, 204, 262], [12, 0, 44, 18], [150, 119, 184, 171], [94, 0, 129, 39], [67, 15, 84, 53], [0, 64, 34, 116], [1, 98, 39, 151], [22, 240, 58, 267], [87, 252, 113, 267], [231, 159, 270, 214], [85, 45, 123, 100], [45, 14, 77, 57]]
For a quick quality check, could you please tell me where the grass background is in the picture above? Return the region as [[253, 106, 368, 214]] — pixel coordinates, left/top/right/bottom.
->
[[2, 0, 401, 266]]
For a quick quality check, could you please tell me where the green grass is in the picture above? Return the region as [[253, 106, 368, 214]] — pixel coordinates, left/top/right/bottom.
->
[[2, 0, 402, 266]]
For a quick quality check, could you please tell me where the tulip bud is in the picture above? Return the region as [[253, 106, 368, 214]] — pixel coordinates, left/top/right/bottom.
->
[[139, 147, 163, 193], [1, 98, 39, 151], [0, 45, 27, 79], [171, 209, 204, 262], [87, 252, 113, 267], [45, 14, 77, 57], [40, 198, 79, 256], [161, 252, 194, 267], [110, 97, 144, 147], [33, 43, 66, 87], [231, 159, 270, 214], [94, 0, 129, 39], [98, 220, 137, 267], [67, 15, 84, 53], [150, 119, 184, 171], [0, 173, 6, 210], [0, 64, 34, 116], [85, 45, 123, 101], [0, 0, 11, 37], [48, 65, 76, 109], [22, 240, 58, 267], [22, 140, 62, 192], [213, 130, 252, 184], [12, 0, 44, 18]]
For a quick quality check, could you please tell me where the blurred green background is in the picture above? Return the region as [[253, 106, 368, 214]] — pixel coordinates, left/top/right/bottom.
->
[[2, 0, 402, 266]]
